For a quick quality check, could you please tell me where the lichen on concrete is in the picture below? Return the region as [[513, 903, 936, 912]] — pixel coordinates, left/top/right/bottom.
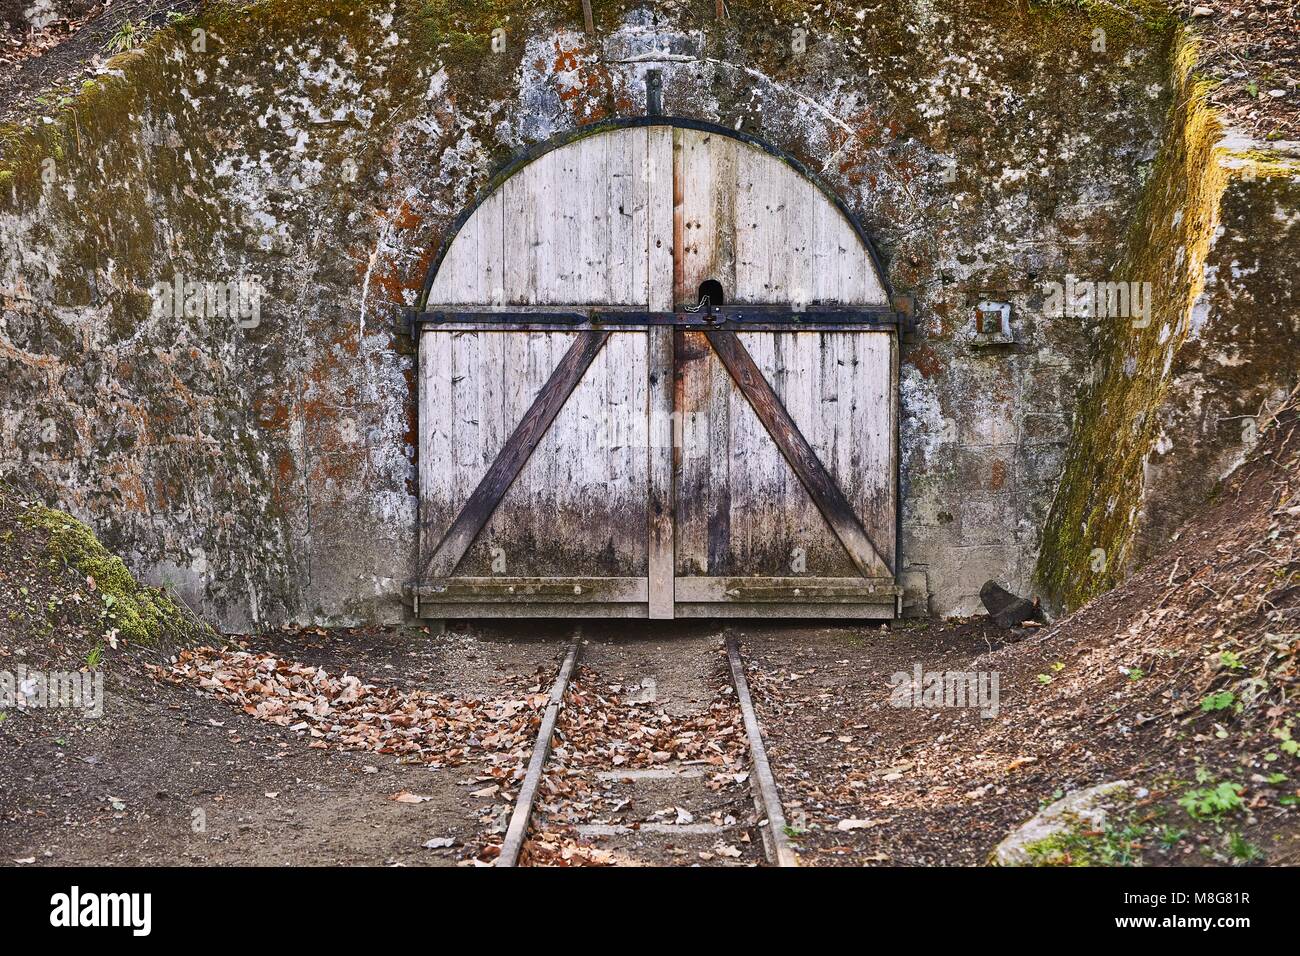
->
[[0, 0, 1224, 627]]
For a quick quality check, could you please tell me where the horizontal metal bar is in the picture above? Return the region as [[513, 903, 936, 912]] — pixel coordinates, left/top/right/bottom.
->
[[421, 322, 901, 333], [411, 306, 903, 333]]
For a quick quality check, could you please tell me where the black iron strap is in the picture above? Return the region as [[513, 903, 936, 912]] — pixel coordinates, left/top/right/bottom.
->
[[407, 306, 905, 339]]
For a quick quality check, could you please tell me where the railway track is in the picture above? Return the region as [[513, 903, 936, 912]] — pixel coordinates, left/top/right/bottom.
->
[[497, 631, 797, 867]]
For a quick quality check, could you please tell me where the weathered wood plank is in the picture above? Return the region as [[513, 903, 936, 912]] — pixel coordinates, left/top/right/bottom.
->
[[647, 325, 675, 618], [418, 577, 648, 603], [675, 576, 900, 603], [673, 127, 737, 306], [672, 127, 888, 306], [422, 330, 611, 580], [419, 329, 456, 572], [647, 127, 674, 311], [706, 329, 892, 577], [416, 602, 651, 619], [675, 602, 897, 619]]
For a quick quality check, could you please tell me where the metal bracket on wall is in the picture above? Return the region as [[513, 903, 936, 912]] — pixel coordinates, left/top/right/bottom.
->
[[646, 70, 663, 116]]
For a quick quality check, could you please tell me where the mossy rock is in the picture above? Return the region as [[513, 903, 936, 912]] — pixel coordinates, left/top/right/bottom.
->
[[19, 504, 202, 645], [993, 780, 1136, 866]]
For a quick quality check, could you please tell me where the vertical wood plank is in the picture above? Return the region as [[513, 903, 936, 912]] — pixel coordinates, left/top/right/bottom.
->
[[647, 325, 674, 617], [674, 330, 710, 575], [646, 124, 676, 614], [419, 330, 454, 570], [648, 126, 674, 311], [673, 128, 736, 306]]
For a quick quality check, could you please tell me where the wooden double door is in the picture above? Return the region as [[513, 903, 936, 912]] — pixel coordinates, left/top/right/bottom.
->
[[412, 122, 899, 619]]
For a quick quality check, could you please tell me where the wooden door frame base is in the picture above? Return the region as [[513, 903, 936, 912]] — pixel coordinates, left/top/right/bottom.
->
[[405, 577, 902, 620]]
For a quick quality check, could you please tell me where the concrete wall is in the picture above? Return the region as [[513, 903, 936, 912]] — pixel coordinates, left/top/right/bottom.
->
[[0, 0, 1180, 628]]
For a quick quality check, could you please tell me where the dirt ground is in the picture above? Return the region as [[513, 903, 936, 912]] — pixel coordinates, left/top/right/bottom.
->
[[2, 625, 568, 866], [738, 403, 1300, 867], [2, 403, 1295, 869]]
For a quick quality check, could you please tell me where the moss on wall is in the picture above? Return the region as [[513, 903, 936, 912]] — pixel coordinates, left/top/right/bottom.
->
[[19, 504, 204, 644], [1036, 29, 1300, 610]]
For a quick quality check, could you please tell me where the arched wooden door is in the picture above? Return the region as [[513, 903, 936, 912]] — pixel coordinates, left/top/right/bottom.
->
[[411, 120, 900, 620]]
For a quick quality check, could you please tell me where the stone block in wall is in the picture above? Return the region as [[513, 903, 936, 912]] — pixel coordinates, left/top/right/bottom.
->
[[1018, 363, 1075, 415], [959, 495, 1017, 547], [1021, 412, 1070, 446], [1016, 442, 1068, 494], [955, 448, 1014, 494]]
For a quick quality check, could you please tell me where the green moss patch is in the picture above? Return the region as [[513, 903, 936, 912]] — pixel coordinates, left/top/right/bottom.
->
[[20, 504, 199, 645]]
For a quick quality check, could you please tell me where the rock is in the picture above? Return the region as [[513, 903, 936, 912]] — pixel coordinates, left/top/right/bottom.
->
[[980, 580, 1041, 628], [1191, 5, 1214, 17], [992, 781, 1133, 866]]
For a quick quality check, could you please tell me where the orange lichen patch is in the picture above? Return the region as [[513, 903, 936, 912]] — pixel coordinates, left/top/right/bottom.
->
[[905, 344, 943, 380], [552, 40, 612, 121], [254, 395, 293, 431], [989, 459, 1008, 491], [108, 466, 149, 513], [350, 200, 431, 308], [275, 450, 297, 483], [386, 201, 424, 233]]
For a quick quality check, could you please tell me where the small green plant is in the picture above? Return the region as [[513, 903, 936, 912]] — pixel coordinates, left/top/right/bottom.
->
[[1157, 825, 1187, 850], [1036, 673, 1053, 685], [105, 20, 142, 54], [1200, 691, 1235, 713], [1226, 832, 1262, 863], [1127, 668, 1145, 681], [1218, 651, 1245, 670], [1274, 723, 1299, 757], [85, 645, 103, 669], [1178, 781, 1245, 820]]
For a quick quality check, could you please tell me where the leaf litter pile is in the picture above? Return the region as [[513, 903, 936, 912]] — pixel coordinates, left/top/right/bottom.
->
[[520, 665, 752, 866], [149, 645, 555, 863]]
